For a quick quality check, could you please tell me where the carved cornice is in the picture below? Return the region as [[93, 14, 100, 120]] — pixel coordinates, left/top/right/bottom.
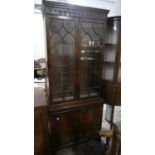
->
[[43, 1, 109, 20]]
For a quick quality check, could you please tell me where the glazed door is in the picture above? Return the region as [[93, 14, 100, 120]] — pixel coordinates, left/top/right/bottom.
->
[[46, 17, 77, 103], [79, 20, 105, 98]]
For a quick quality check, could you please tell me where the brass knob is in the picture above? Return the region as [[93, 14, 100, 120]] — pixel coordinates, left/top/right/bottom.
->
[[56, 117, 60, 121]]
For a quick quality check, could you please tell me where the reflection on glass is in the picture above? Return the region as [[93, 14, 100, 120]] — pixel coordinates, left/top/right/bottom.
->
[[104, 46, 116, 62], [105, 21, 120, 44], [102, 64, 114, 81], [80, 21, 104, 98], [49, 19, 76, 102]]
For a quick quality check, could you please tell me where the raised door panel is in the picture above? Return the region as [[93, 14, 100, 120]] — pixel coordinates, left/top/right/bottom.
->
[[53, 111, 79, 146], [34, 108, 49, 155], [79, 105, 103, 139], [47, 18, 77, 103]]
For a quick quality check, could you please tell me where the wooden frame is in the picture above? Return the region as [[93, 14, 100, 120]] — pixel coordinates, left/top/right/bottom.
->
[[42, 0, 109, 150], [43, 1, 109, 104]]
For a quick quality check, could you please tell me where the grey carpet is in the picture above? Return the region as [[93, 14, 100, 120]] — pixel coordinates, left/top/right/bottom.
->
[[56, 139, 106, 155]]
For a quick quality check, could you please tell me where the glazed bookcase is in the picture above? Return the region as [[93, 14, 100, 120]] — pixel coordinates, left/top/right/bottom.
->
[[43, 0, 109, 150]]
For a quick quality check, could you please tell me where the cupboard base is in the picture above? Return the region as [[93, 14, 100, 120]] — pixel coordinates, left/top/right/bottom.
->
[[49, 98, 104, 150]]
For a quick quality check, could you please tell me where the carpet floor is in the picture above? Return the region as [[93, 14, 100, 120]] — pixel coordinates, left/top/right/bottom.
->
[[55, 139, 106, 155]]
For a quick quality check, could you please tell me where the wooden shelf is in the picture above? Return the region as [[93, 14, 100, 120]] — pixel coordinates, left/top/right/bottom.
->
[[81, 45, 102, 50]]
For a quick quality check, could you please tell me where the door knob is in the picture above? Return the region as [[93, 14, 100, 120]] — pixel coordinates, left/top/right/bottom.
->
[[56, 117, 60, 121]]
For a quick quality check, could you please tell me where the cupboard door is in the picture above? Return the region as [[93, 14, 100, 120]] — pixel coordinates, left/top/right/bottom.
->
[[34, 107, 50, 155], [80, 20, 105, 98], [79, 105, 103, 139], [47, 18, 77, 103], [53, 111, 79, 146]]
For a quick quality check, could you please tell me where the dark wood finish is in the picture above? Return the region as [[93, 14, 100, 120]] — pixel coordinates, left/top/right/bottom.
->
[[43, 0, 109, 150], [110, 128, 121, 155], [101, 83, 121, 106], [43, 1, 109, 20], [43, 1, 109, 103], [49, 97, 103, 113], [79, 105, 103, 139], [51, 111, 79, 146], [49, 98, 104, 149], [116, 86, 121, 106], [102, 85, 117, 105], [34, 106, 50, 155]]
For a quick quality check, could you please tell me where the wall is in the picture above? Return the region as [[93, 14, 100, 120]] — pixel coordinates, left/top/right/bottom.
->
[[114, 0, 121, 16], [34, 12, 45, 60]]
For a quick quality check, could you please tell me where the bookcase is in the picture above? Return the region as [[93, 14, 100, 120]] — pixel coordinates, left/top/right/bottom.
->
[[43, 0, 109, 149]]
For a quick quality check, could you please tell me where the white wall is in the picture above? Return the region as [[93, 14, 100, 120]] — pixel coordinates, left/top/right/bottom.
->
[[114, 0, 121, 16], [34, 13, 46, 60]]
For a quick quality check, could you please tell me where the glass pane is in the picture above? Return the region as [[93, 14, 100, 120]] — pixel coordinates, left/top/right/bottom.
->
[[53, 92, 63, 103], [104, 45, 116, 62], [105, 20, 120, 44], [64, 89, 74, 101], [103, 19, 120, 81], [90, 87, 99, 97], [80, 21, 104, 98], [49, 19, 76, 102], [80, 87, 99, 99], [80, 89, 89, 98], [63, 33, 75, 101], [102, 64, 114, 81]]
